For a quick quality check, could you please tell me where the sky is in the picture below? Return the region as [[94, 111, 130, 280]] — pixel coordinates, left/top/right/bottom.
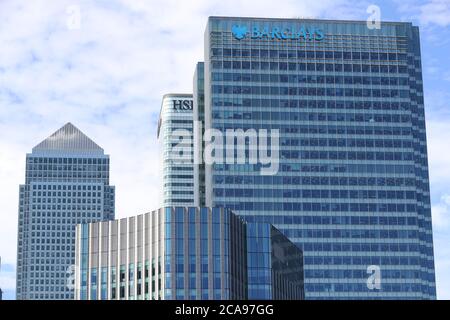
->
[[0, 0, 449, 300]]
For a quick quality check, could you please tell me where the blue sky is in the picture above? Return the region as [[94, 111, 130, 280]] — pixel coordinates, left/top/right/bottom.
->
[[0, 0, 449, 300]]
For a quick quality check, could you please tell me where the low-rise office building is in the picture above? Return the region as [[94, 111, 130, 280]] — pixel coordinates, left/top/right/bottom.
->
[[74, 207, 304, 300]]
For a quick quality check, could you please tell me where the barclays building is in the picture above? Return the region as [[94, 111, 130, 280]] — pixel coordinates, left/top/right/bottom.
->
[[200, 17, 436, 299]]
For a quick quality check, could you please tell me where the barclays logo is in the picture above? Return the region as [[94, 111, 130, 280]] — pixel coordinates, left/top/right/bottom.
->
[[232, 25, 248, 40], [231, 24, 324, 41]]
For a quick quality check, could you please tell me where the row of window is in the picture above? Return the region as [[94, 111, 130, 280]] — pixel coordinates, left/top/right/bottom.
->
[[246, 215, 428, 228], [168, 273, 223, 291], [30, 251, 72, 257], [82, 262, 163, 300], [284, 229, 431, 240], [30, 225, 76, 232], [278, 138, 415, 148], [32, 199, 102, 204], [304, 283, 426, 294], [211, 49, 408, 61], [214, 111, 412, 123], [163, 174, 194, 180], [214, 175, 418, 187], [216, 189, 418, 200], [213, 72, 411, 85], [27, 286, 70, 292], [169, 199, 195, 203], [212, 99, 420, 111], [33, 191, 102, 197], [164, 182, 194, 187], [278, 150, 415, 161], [31, 185, 103, 191], [213, 86, 411, 99], [28, 157, 108, 164], [30, 237, 80, 244], [28, 259, 73, 266], [214, 124, 417, 137], [27, 164, 109, 171], [216, 163, 416, 174], [31, 205, 103, 211], [26, 293, 72, 299], [30, 245, 75, 251], [164, 167, 194, 171], [219, 202, 422, 213], [305, 266, 427, 276], [27, 173, 108, 179], [211, 61, 412, 74], [29, 277, 67, 284], [258, 239, 429, 255], [168, 191, 195, 195]]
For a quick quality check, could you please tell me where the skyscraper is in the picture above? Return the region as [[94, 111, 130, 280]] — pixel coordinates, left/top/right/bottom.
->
[[200, 17, 435, 299], [16, 123, 115, 300], [158, 94, 196, 207]]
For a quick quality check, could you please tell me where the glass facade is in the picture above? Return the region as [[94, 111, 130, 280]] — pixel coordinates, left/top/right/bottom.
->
[[16, 123, 115, 300], [158, 94, 196, 207], [203, 17, 436, 299], [75, 207, 304, 300], [246, 223, 304, 299], [194, 62, 206, 207]]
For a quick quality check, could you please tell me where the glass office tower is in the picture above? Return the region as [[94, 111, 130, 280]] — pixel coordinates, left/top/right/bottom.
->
[[158, 94, 196, 207], [202, 17, 435, 299], [74, 207, 304, 300], [16, 123, 115, 300]]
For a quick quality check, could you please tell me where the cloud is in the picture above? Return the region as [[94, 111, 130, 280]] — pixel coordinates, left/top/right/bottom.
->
[[432, 195, 450, 229], [419, 0, 450, 27], [0, 263, 16, 299], [434, 231, 450, 299], [394, 0, 450, 45], [426, 99, 450, 195]]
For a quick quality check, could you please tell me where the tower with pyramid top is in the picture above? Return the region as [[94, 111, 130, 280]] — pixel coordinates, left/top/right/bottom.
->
[[16, 123, 115, 300]]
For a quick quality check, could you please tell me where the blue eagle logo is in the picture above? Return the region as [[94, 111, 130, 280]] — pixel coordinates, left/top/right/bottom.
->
[[232, 25, 248, 40]]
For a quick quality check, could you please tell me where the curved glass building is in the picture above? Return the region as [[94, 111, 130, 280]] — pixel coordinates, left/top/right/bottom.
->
[[158, 94, 196, 207]]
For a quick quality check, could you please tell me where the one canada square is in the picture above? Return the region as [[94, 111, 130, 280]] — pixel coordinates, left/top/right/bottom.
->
[[16, 123, 115, 300], [198, 17, 436, 299]]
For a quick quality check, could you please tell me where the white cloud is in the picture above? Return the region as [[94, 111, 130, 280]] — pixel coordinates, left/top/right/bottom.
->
[[434, 231, 450, 300], [394, 0, 450, 45], [0, 264, 16, 297], [419, 0, 450, 27], [395, 0, 450, 27], [432, 195, 450, 229], [427, 119, 450, 194]]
